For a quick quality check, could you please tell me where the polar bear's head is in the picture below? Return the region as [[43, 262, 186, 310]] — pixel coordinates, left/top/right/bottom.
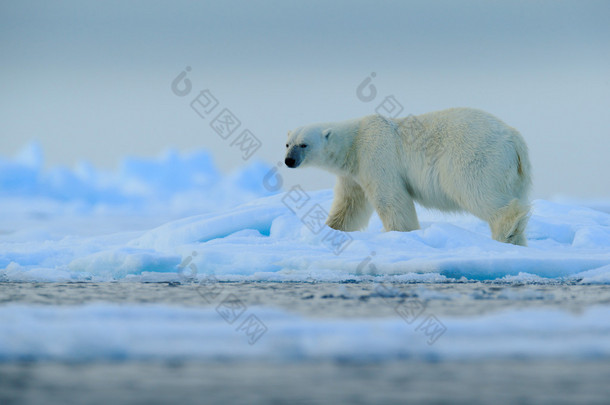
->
[[284, 124, 332, 169]]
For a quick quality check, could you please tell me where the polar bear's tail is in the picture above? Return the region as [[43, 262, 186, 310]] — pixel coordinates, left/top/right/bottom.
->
[[490, 199, 530, 246]]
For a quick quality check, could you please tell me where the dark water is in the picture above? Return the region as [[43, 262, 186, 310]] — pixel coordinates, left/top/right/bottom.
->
[[2, 281, 610, 404], [2, 281, 610, 317], [2, 360, 610, 405]]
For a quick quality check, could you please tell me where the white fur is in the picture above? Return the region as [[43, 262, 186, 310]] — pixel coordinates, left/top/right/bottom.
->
[[285, 108, 532, 246]]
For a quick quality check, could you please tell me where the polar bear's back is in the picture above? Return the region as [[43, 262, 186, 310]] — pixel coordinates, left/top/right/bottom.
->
[[395, 107, 531, 218], [412, 107, 520, 151]]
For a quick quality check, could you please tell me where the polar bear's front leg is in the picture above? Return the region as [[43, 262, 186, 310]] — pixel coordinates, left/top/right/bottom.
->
[[326, 176, 374, 231], [365, 181, 420, 232]]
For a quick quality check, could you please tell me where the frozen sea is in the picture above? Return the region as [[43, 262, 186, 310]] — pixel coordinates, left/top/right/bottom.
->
[[2, 145, 610, 404]]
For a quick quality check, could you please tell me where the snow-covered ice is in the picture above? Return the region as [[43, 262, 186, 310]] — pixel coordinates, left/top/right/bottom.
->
[[2, 143, 610, 284]]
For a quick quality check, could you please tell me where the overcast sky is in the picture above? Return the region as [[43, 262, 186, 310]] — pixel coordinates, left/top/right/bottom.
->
[[1, 0, 609, 199]]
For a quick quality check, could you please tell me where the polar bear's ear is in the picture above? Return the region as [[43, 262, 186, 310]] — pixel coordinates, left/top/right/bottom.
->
[[322, 128, 332, 139]]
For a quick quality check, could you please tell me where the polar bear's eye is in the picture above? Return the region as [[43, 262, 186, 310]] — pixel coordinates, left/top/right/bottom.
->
[[285, 144, 289, 148], [299, 144, 307, 148]]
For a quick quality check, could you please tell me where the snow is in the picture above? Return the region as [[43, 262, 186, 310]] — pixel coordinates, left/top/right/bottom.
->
[[0, 142, 274, 218], [1, 304, 609, 362], [1, 142, 610, 283]]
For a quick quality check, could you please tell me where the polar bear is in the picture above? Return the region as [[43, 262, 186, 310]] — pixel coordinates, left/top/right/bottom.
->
[[284, 108, 531, 246]]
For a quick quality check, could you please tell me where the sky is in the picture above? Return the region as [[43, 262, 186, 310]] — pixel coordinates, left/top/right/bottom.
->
[[1, 0, 609, 199]]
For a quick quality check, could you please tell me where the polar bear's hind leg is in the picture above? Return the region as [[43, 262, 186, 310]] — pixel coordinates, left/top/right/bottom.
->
[[488, 199, 530, 246]]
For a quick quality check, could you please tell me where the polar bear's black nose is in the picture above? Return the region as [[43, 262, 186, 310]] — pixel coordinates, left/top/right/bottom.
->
[[285, 157, 296, 168]]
